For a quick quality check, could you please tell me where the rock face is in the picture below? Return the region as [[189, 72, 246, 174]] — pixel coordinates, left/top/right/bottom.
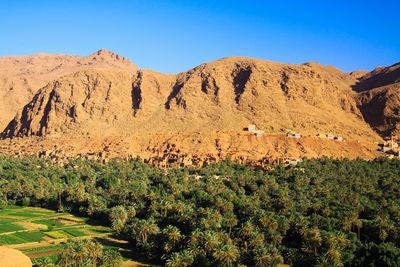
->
[[1, 56, 379, 141], [2, 70, 135, 137], [1, 50, 399, 165], [355, 63, 400, 137], [0, 247, 32, 267], [0, 49, 137, 130]]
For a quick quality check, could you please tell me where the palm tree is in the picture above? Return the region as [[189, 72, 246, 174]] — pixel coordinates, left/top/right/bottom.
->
[[166, 250, 194, 267], [239, 221, 255, 239], [133, 219, 160, 245], [253, 245, 283, 267], [164, 225, 182, 244], [52, 177, 65, 211], [315, 255, 331, 267], [58, 241, 76, 266], [188, 229, 206, 258], [87, 241, 103, 267], [109, 205, 128, 233], [34, 257, 54, 267], [203, 231, 221, 254], [213, 244, 240, 267], [238, 221, 255, 251], [73, 240, 89, 266], [300, 227, 322, 256], [101, 248, 123, 267], [353, 219, 363, 239], [223, 213, 238, 234]]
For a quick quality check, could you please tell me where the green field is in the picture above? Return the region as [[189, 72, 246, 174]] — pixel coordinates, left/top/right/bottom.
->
[[44, 230, 70, 239], [0, 223, 24, 233], [0, 234, 26, 244], [0, 206, 141, 265], [63, 228, 87, 237], [0, 206, 107, 246], [33, 219, 64, 227]]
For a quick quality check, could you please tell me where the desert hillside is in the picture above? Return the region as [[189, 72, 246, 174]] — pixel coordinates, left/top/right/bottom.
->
[[0, 49, 137, 130], [2, 55, 379, 140], [355, 62, 400, 137], [1, 50, 398, 165]]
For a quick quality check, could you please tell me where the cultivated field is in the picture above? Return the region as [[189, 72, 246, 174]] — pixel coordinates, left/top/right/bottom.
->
[[0, 206, 147, 265]]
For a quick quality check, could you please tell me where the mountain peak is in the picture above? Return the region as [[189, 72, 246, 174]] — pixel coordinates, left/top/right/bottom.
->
[[88, 48, 130, 64], [85, 49, 137, 72], [93, 48, 113, 56]]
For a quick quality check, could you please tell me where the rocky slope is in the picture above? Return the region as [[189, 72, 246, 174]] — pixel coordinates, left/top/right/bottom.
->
[[0, 49, 137, 130], [355, 62, 400, 137], [2, 56, 379, 141], [1, 50, 397, 165]]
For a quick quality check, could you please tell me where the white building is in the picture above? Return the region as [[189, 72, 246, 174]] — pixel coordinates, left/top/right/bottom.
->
[[247, 124, 256, 131], [254, 130, 264, 137], [288, 133, 301, 138]]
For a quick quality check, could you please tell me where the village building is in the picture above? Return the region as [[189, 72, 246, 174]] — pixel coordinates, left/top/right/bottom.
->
[[287, 158, 303, 166], [288, 133, 301, 139], [380, 137, 400, 157], [327, 134, 335, 140], [245, 124, 264, 137], [247, 124, 256, 131], [382, 146, 392, 153], [335, 136, 344, 142], [253, 130, 264, 137]]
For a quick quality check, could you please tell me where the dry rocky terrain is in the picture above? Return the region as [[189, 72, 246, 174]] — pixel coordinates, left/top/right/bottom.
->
[[0, 49, 399, 166]]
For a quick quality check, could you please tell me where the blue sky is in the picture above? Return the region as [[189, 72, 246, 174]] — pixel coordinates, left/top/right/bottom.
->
[[0, 0, 399, 73]]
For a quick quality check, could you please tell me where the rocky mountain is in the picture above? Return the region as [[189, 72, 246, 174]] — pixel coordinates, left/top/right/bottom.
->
[[0, 49, 398, 165], [355, 62, 400, 137], [1, 56, 379, 140], [0, 49, 137, 130]]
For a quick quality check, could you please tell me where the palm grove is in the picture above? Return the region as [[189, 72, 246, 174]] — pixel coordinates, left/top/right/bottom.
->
[[0, 156, 400, 266]]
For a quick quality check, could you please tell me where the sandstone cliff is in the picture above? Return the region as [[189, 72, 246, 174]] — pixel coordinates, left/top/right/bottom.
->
[[355, 62, 400, 137], [2, 56, 379, 141], [2, 50, 399, 165], [0, 49, 137, 130]]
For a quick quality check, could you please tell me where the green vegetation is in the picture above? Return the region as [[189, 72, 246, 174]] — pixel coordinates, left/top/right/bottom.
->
[[56, 239, 123, 267], [0, 222, 24, 233], [0, 206, 106, 246], [14, 231, 45, 242], [1, 156, 400, 266], [0, 234, 25, 244], [33, 219, 63, 227], [22, 244, 64, 254], [63, 228, 87, 237], [44, 230, 69, 239]]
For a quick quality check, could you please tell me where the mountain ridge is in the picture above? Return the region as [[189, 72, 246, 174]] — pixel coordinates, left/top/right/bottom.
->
[[0, 49, 399, 165]]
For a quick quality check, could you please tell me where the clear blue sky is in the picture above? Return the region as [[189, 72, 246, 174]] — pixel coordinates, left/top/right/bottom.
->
[[0, 0, 399, 73]]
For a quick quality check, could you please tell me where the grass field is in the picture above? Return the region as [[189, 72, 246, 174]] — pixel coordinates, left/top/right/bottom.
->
[[63, 228, 87, 237], [14, 231, 46, 242], [0, 206, 107, 246], [0, 234, 26, 244], [44, 230, 70, 239], [0, 223, 24, 233], [0, 206, 153, 266], [33, 219, 64, 227]]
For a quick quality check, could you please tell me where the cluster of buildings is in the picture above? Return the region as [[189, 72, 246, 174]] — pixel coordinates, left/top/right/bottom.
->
[[246, 124, 265, 137], [245, 125, 345, 143], [317, 133, 344, 142], [380, 138, 400, 158], [288, 132, 301, 139]]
